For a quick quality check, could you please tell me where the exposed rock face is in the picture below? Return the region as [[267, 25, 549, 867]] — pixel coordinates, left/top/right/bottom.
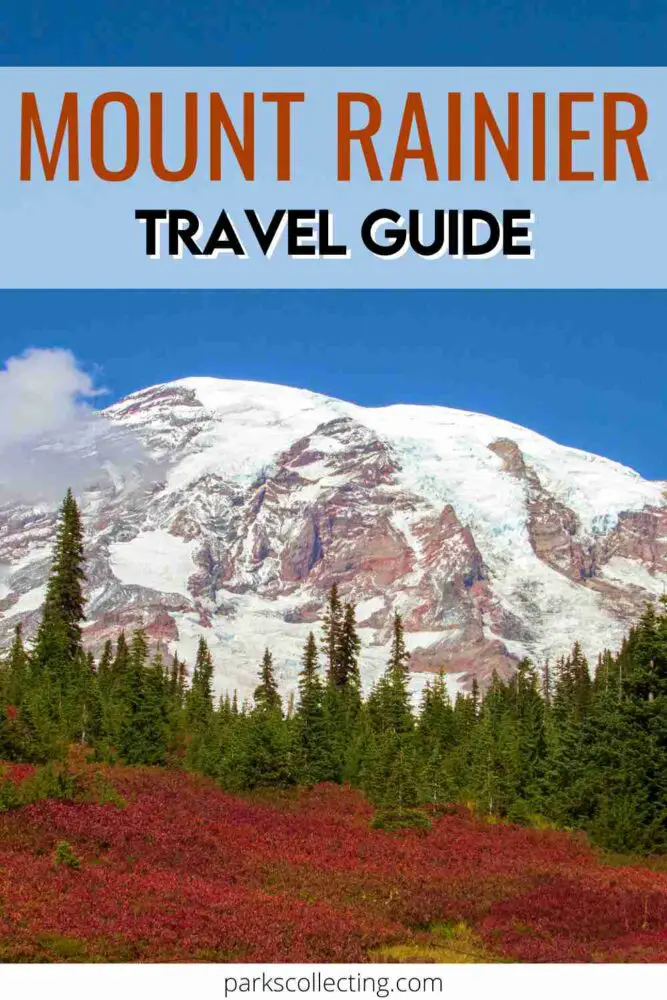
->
[[603, 507, 667, 573], [0, 377, 665, 698], [489, 438, 593, 580]]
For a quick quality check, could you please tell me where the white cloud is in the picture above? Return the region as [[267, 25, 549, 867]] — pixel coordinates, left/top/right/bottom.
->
[[0, 348, 102, 449], [0, 348, 160, 503]]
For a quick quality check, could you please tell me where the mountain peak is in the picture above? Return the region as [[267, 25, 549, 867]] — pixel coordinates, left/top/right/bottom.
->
[[1, 376, 666, 697]]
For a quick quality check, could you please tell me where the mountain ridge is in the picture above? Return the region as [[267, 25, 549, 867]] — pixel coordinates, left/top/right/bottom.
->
[[1, 376, 666, 698]]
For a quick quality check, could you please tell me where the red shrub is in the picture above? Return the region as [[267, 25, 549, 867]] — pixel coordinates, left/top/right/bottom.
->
[[1, 766, 666, 961], [0, 762, 36, 784]]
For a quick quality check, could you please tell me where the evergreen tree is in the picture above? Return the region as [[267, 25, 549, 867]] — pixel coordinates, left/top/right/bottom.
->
[[112, 631, 130, 677], [0, 626, 35, 761], [469, 708, 518, 818], [416, 672, 457, 805], [135, 650, 170, 766], [361, 614, 416, 810], [471, 676, 480, 717], [6, 491, 88, 757], [222, 652, 292, 790], [4, 623, 30, 706], [295, 632, 329, 783], [65, 647, 97, 745], [117, 629, 149, 764], [97, 640, 114, 699], [418, 671, 454, 753], [335, 602, 361, 694], [387, 611, 410, 677], [254, 649, 281, 713], [544, 643, 595, 825], [34, 489, 86, 671], [319, 601, 363, 781], [321, 584, 344, 686], [187, 638, 215, 723], [185, 637, 216, 771], [367, 613, 413, 737], [507, 659, 547, 812], [97, 633, 130, 757], [541, 659, 553, 707]]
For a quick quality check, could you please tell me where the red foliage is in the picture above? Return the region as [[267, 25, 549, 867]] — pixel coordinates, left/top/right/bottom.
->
[[1, 768, 667, 961], [0, 762, 36, 784]]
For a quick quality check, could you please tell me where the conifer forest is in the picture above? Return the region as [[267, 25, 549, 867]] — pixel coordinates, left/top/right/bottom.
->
[[2, 490, 667, 962]]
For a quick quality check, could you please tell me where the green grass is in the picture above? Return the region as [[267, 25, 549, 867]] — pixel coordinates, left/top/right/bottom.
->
[[370, 921, 500, 963]]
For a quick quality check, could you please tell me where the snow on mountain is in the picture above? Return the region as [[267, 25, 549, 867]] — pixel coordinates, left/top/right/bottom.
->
[[1, 376, 666, 700], [109, 530, 199, 598]]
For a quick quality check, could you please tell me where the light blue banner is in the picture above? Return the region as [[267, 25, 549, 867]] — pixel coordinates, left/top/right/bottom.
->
[[0, 67, 664, 287]]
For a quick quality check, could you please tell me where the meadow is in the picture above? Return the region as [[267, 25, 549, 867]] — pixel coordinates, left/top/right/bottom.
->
[[1, 760, 666, 963]]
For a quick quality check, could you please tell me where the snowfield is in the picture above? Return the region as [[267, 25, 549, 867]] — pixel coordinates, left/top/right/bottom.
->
[[109, 530, 199, 598]]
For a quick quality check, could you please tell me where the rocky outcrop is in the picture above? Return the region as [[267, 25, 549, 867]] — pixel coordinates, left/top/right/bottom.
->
[[601, 506, 667, 573], [489, 437, 592, 580]]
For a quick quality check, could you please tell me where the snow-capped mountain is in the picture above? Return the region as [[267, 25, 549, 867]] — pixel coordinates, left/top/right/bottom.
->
[[1, 377, 666, 698]]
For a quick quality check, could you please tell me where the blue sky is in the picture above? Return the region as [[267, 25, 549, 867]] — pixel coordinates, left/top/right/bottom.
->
[[1, 1, 665, 479]]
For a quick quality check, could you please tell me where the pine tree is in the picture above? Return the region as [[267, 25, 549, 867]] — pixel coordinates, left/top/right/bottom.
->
[[112, 632, 130, 677], [568, 601, 667, 852], [187, 637, 215, 724], [418, 671, 454, 753], [416, 672, 457, 805], [135, 650, 170, 766], [185, 637, 216, 771], [5, 623, 30, 706], [553, 642, 592, 725], [298, 633, 321, 704], [471, 676, 480, 716], [64, 647, 97, 745], [319, 601, 363, 781], [168, 653, 180, 698], [34, 489, 86, 671], [321, 584, 344, 686], [544, 644, 595, 827], [97, 640, 113, 697], [446, 684, 482, 805], [254, 649, 282, 712], [15, 490, 88, 755], [367, 613, 413, 736], [383, 733, 421, 814], [361, 614, 416, 807], [335, 602, 361, 693], [510, 659, 547, 813], [295, 632, 329, 783], [0, 625, 34, 761], [163, 652, 187, 764], [387, 611, 410, 677], [222, 652, 292, 790], [541, 659, 553, 707], [117, 629, 149, 763], [466, 672, 521, 818]]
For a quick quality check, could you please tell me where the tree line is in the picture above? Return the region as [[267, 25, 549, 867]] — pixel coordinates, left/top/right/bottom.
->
[[1, 489, 666, 854]]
